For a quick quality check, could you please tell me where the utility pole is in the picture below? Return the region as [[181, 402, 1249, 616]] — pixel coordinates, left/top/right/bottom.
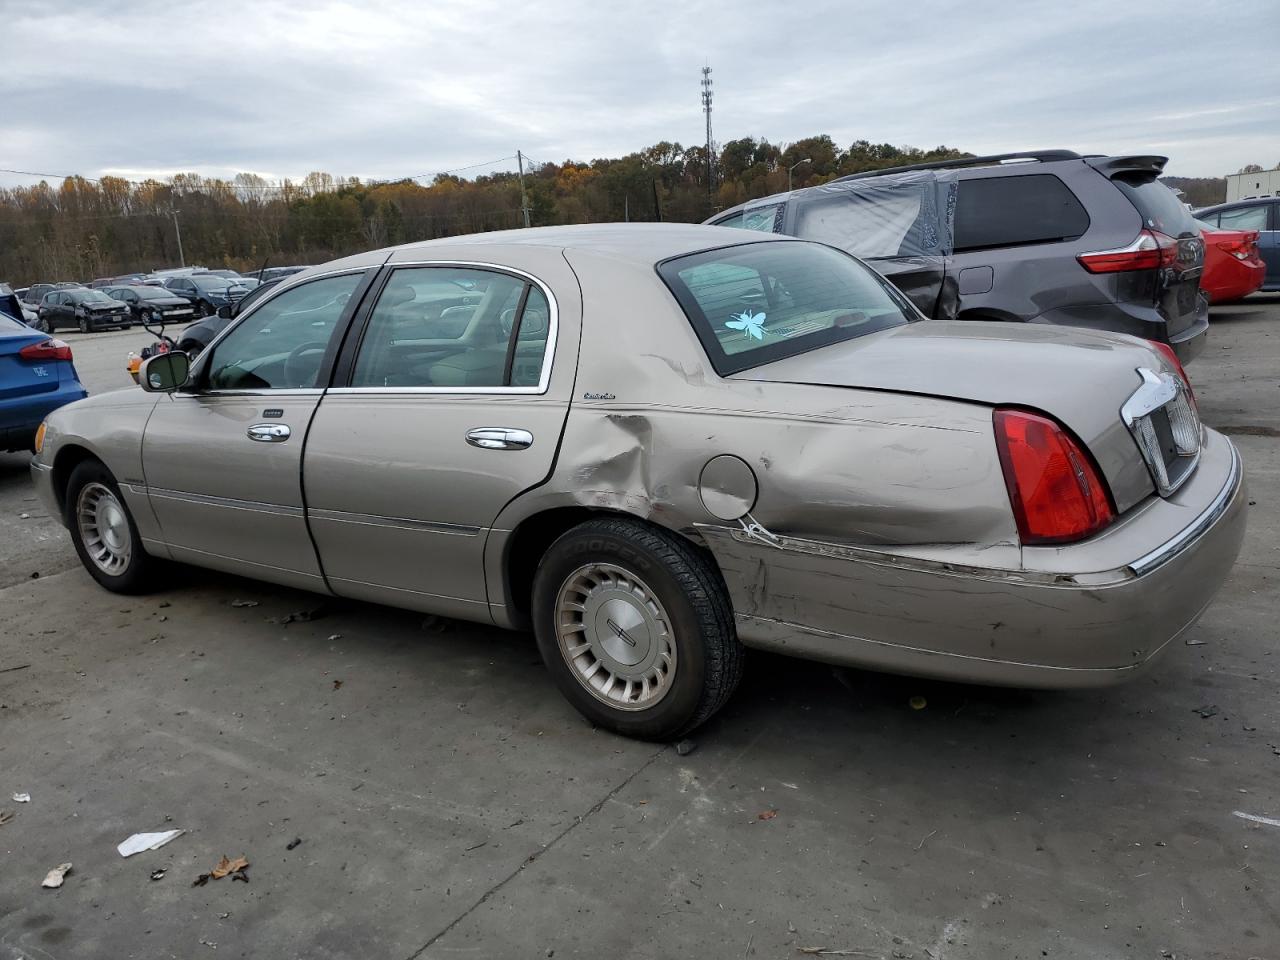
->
[[171, 210, 185, 267], [701, 65, 714, 210], [516, 151, 531, 228]]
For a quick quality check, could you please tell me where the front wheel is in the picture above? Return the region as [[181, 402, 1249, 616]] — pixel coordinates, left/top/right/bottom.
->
[[78, 316, 89, 334], [532, 518, 743, 740], [198, 300, 213, 317], [66, 459, 163, 593]]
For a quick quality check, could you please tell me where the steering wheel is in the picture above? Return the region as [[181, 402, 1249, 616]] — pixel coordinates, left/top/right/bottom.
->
[[282, 340, 328, 387]]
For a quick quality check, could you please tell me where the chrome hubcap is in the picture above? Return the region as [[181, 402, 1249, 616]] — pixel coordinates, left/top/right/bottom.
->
[[77, 482, 131, 576], [555, 563, 676, 711]]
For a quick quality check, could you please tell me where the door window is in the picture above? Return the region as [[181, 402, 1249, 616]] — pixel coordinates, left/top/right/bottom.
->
[[954, 174, 1090, 251], [1218, 205, 1268, 232], [350, 267, 552, 389], [204, 272, 363, 390]]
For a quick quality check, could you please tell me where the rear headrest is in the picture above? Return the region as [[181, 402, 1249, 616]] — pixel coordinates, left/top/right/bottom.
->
[[380, 285, 416, 309]]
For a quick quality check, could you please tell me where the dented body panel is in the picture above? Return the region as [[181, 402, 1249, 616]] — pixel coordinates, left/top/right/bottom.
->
[[32, 224, 1246, 691]]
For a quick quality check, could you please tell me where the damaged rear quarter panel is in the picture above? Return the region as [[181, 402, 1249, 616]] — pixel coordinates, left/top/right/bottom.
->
[[490, 250, 1020, 630]]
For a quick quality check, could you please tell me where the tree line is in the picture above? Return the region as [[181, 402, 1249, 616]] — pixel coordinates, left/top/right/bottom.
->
[[0, 137, 969, 285]]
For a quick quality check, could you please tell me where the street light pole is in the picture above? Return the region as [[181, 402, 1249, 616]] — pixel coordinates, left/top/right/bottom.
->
[[788, 158, 812, 192]]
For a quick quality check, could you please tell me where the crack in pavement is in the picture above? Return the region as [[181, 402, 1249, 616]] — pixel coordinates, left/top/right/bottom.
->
[[403, 743, 668, 960]]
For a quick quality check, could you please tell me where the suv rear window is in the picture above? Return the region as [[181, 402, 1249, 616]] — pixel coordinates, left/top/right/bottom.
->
[[1112, 177, 1198, 238], [658, 241, 916, 375], [954, 174, 1090, 251]]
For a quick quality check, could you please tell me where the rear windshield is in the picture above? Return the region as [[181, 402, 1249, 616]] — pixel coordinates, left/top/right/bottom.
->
[[658, 241, 916, 375], [1113, 177, 1198, 238]]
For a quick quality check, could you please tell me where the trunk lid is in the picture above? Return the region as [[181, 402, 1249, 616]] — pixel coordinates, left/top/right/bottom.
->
[[731, 319, 1174, 512], [0, 319, 61, 399]]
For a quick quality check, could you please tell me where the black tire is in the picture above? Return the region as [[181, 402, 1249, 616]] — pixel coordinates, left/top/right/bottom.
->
[[66, 459, 163, 594], [198, 300, 212, 317], [532, 517, 743, 740], [78, 316, 88, 334]]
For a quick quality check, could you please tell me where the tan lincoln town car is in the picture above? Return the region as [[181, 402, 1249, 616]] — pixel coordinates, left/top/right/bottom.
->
[[31, 224, 1246, 739]]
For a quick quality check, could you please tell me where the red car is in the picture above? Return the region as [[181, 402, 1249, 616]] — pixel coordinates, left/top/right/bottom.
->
[[1197, 219, 1265, 303]]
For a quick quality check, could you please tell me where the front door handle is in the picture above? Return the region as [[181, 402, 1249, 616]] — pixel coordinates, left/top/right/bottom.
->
[[247, 423, 291, 443], [466, 427, 533, 450]]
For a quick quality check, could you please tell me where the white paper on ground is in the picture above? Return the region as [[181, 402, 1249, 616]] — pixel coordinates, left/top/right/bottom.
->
[[41, 863, 72, 888], [13, 793, 30, 803], [117, 829, 185, 857]]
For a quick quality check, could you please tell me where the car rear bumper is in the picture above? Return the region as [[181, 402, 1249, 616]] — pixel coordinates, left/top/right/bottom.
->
[[1032, 300, 1208, 362], [1203, 259, 1266, 303], [699, 430, 1245, 688], [1, 382, 88, 451]]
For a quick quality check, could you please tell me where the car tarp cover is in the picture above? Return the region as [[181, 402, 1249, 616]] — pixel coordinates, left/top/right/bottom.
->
[[737, 169, 959, 260]]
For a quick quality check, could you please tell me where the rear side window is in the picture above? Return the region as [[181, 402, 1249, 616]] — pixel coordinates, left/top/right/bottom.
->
[[715, 204, 783, 233], [658, 241, 916, 376], [954, 175, 1090, 251], [1217, 205, 1269, 232], [1111, 177, 1198, 238]]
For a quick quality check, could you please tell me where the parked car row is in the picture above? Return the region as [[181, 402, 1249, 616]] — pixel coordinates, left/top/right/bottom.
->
[[14, 264, 312, 334]]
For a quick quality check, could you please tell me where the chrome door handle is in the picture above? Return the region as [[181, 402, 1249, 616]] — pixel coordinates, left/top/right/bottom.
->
[[247, 423, 291, 442], [466, 427, 533, 450]]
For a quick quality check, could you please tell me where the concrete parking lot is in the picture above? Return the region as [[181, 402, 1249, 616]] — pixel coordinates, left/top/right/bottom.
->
[[2, 301, 1278, 960]]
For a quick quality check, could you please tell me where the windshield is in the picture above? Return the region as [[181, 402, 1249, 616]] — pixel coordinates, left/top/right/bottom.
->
[[137, 286, 176, 300], [658, 241, 917, 375], [78, 290, 116, 304]]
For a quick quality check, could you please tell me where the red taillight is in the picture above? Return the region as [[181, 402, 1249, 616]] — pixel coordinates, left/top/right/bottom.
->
[[1216, 232, 1259, 261], [1147, 340, 1195, 406], [18, 338, 73, 362], [1077, 229, 1178, 273], [993, 409, 1115, 546]]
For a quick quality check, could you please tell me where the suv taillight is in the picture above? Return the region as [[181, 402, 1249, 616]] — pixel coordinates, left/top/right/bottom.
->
[[19, 338, 73, 362], [1077, 229, 1178, 273], [993, 409, 1115, 546]]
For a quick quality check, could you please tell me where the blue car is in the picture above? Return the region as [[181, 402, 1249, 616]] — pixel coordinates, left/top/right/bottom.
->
[[1, 314, 88, 452]]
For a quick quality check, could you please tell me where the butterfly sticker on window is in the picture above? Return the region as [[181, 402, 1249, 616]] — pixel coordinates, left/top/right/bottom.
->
[[725, 310, 766, 340]]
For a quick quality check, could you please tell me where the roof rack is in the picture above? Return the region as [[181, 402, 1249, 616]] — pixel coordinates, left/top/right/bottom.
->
[[831, 150, 1083, 183]]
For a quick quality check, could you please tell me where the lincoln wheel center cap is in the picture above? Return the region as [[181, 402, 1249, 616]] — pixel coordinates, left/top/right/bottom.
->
[[594, 597, 651, 667]]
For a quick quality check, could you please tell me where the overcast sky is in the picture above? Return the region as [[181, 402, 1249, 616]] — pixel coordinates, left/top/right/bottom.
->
[[2, 0, 1276, 190]]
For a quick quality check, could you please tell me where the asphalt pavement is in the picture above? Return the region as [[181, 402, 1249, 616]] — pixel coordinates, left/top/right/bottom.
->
[[1, 300, 1278, 959]]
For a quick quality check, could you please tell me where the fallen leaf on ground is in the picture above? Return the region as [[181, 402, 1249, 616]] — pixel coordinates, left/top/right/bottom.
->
[[211, 855, 249, 879], [41, 863, 72, 889], [287, 837, 302, 850], [150, 869, 166, 881], [758, 809, 778, 821], [909, 696, 927, 710], [0, 810, 13, 826], [332, 680, 343, 690]]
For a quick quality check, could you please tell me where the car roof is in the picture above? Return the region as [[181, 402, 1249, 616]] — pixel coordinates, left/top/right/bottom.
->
[[386, 223, 790, 263]]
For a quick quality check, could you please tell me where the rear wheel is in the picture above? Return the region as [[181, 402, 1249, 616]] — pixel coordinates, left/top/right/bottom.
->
[[532, 518, 743, 740], [66, 459, 162, 593], [198, 300, 213, 317]]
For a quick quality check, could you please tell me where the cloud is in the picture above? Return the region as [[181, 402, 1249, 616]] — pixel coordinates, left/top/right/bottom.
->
[[1, 0, 1275, 188]]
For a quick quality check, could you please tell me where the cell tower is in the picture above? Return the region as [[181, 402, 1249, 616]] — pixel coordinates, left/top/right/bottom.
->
[[701, 65, 714, 207]]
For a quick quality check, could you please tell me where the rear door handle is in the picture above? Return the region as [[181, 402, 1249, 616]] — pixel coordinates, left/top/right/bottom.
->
[[247, 423, 291, 443], [466, 427, 533, 450]]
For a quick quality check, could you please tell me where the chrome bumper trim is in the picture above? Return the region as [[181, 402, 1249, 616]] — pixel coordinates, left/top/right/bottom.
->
[[1129, 440, 1242, 577]]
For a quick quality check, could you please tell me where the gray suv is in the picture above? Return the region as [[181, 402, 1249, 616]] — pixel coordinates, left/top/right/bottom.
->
[[708, 151, 1208, 361]]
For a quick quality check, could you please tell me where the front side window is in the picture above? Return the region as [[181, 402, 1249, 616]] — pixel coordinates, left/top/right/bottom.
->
[[205, 272, 363, 390], [1217, 205, 1268, 232], [350, 266, 552, 389], [659, 240, 916, 375], [953, 174, 1090, 251]]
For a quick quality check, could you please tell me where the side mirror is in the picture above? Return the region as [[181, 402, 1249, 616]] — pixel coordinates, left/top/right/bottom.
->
[[216, 305, 232, 319], [139, 352, 191, 392]]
